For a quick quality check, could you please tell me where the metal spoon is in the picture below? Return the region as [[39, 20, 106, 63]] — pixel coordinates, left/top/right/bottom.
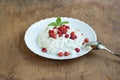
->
[[85, 41, 120, 57]]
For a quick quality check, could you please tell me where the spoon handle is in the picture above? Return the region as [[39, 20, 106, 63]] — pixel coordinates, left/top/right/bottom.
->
[[104, 48, 120, 57], [114, 53, 120, 57]]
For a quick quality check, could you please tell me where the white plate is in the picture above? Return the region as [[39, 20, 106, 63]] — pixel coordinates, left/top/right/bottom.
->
[[24, 17, 97, 60]]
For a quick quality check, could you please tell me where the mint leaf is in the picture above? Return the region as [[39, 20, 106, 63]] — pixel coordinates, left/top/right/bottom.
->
[[48, 22, 57, 26], [48, 17, 69, 27], [60, 21, 69, 26], [56, 16, 61, 25]]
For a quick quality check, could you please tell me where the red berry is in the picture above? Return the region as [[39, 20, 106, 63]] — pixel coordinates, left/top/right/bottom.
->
[[65, 34, 69, 38], [64, 52, 70, 56], [70, 31, 75, 35], [65, 26, 70, 29], [57, 30, 62, 34], [74, 35, 77, 39], [70, 36, 73, 39], [42, 48, 47, 53], [58, 52, 63, 57], [70, 35, 77, 40], [70, 31, 77, 40], [62, 29, 67, 34], [84, 38, 89, 43], [52, 34, 56, 38], [49, 30, 56, 39], [58, 27, 63, 31], [75, 48, 80, 52], [49, 30, 54, 33], [49, 33, 53, 37], [49, 33, 56, 38]]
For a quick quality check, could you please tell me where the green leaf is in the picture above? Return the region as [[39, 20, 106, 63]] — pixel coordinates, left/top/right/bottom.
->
[[48, 17, 69, 27], [60, 21, 69, 26], [56, 16, 61, 25], [48, 22, 57, 26]]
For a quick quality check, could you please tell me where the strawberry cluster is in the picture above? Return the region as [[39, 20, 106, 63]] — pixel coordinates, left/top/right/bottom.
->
[[48, 25, 78, 41], [49, 30, 56, 39], [48, 25, 70, 38], [70, 31, 77, 40], [57, 25, 70, 37]]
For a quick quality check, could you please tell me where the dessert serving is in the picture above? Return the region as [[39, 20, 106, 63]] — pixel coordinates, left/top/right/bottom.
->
[[37, 17, 89, 57], [24, 17, 97, 60]]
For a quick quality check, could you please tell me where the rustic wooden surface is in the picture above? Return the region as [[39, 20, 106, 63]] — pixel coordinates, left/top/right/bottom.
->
[[0, 0, 120, 80]]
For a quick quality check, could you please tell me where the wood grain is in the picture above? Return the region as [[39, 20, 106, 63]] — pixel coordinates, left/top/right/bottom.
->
[[0, 0, 120, 80]]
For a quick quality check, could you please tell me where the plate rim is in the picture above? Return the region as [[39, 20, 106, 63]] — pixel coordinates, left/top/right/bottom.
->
[[24, 17, 97, 60]]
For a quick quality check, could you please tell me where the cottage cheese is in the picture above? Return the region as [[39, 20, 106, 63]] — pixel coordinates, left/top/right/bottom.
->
[[37, 26, 86, 55]]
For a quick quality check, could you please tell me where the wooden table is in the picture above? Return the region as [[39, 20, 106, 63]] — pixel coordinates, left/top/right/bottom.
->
[[0, 0, 120, 80]]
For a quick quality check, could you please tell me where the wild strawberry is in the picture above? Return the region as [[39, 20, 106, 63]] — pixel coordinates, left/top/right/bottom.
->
[[74, 35, 77, 39], [52, 33, 56, 39], [42, 48, 47, 53], [70, 31, 77, 40], [62, 29, 67, 34], [58, 52, 63, 57], [70, 36, 73, 39], [58, 27, 63, 31], [75, 48, 80, 52], [49, 33, 53, 37], [84, 38, 89, 43], [49, 30, 54, 33], [49, 30, 56, 39], [65, 34, 69, 38], [70, 31, 75, 35], [57, 30, 62, 34], [64, 52, 70, 56], [65, 26, 70, 29], [70, 35, 77, 40]]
